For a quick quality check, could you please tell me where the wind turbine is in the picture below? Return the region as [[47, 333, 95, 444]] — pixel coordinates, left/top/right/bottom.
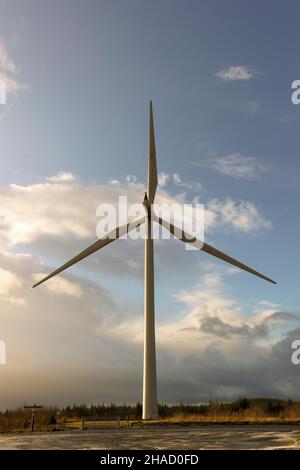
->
[[33, 101, 276, 420]]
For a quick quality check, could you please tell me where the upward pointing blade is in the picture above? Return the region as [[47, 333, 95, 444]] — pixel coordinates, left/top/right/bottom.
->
[[147, 101, 157, 204]]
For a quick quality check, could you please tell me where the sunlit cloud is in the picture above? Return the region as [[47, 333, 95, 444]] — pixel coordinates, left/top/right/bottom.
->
[[207, 197, 272, 233], [46, 171, 77, 183], [216, 65, 258, 81], [203, 153, 270, 180], [32, 273, 83, 298], [0, 173, 272, 249], [0, 38, 28, 103]]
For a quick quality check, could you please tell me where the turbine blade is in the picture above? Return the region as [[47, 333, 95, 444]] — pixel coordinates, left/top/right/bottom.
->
[[156, 216, 276, 285], [147, 100, 157, 203], [32, 217, 145, 288]]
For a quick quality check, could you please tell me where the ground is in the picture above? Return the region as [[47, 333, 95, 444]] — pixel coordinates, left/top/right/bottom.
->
[[0, 425, 300, 450]]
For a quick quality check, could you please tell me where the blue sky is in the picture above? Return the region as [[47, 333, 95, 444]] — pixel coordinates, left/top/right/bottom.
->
[[0, 0, 300, 408]]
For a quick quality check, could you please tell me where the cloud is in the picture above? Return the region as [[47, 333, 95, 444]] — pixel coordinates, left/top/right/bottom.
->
[[46, 171, 77, 183], [216, 65, 258, 81], [157, 267, 277, 355], [0, 38, 28, 103], [204, 153, 270, 180], [32, 273, 83, 298], [0, 267, 26, 306], [173, 173, 182, 185], [207, 197, 272, 233], [156, 328, 300, 403], [0, 40, 17, 73], [156, 172, 202, 192], [0, 266, 25, 305], [158, 172, 202, 192], [126, 174, 138, 184], [172, 173, 202, 192], [0, 173, 271, 250], [149, 268, 300, 402], [200, 315, 268, 339], [0, 72, 28, 96], [158, 172, 170, 188], [0, 267, 22, 295], [0, 173, 278, 408], [0, 248, 295, 408]]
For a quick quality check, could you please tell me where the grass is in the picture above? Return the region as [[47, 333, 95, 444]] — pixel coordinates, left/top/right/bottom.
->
[[1, 398, 300, 432]]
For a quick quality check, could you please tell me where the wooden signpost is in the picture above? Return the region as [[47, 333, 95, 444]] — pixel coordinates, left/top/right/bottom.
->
[[24, 403, 43, 432]]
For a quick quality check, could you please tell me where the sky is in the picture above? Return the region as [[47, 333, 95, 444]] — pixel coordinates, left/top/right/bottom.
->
[[1, 0, 300, 409]]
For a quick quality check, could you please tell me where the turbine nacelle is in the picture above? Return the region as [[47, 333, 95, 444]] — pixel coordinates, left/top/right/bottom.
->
[[143, 192, 151, 216]]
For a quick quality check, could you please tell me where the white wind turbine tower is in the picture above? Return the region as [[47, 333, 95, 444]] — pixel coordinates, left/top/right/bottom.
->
[[33, 101, 276, 420]]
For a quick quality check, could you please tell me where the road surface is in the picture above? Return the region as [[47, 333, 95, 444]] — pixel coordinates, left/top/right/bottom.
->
[[0, 425, 300, 450]]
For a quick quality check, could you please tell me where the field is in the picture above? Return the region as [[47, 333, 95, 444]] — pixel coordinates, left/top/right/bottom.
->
[[2, 398, 300, 433]]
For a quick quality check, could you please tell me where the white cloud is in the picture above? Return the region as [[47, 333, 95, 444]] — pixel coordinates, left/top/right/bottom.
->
[[0, 39, 28, 102], [0, 173, 271, 251], [156, 266, 281, 362], [0, 73, 28, 96], [0, 177, 147, 247], [32, 273, 83, 298], [172, 173, 202, 192], [156, 172, 202, 192], [158, 172, 170, 187], [126, 174, 138, 184], [173, 173, 182, 185], [204, 153, 270, 180], [46, 171, 77, 183], [0, 40, 17, 73], [207, 197, 272, 233], [216, 65, 258, 81], [0, 266, 22, 295], [258, 300, 279, 309], [0, 266, 25, 305]]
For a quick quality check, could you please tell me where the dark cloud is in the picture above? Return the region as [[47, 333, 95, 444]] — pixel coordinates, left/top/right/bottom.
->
[[264, 311, 300, 323], [157, 328, 300, 402], [200, 315, 268, 339]]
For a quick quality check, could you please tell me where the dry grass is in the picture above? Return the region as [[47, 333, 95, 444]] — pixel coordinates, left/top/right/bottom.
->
[[0, 417, 24, 432], [2, 399, 300, 432], [130, 402, 300, 426]]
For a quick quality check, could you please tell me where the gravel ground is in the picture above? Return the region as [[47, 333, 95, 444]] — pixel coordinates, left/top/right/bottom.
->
[[0, 425, 300, 450]]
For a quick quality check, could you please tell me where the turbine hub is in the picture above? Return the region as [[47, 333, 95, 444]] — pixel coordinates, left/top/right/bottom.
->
[[143, 192, 151, 215]]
